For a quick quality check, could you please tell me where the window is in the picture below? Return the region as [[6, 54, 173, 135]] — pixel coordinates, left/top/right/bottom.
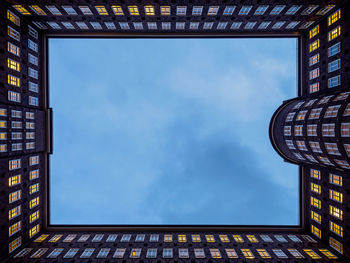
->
[[191, 234, 201, 242], [329, 237, 343, 254], [9, 221, 21, 236], [272, 21, 286, 29], [344, 104, 350, 116], [274, 235, 287, 242], [330, 189, 343, 203], [233, 234, 244, 243], [295, 141, 306, 151], [311, 183, 321, 194], [239, 6, 252, 15], [286, 21, 300, 29], [272, 249, 288, 258], [28, 25, 38, 39], [318, 156, 333, 166], [285, 140, 295, 150], [62, 22, 75, 29], [7, 42, 20, 57], [7, 58, 20, 72], [296, 110, 307, 120], [176, 22, 185, 30], [319, 249, 337, 259], [328, 26, 341, 41], [13, 248, 33, 258], [311, 211, 321, 224], [29, 211, 39, 223], [258, 21, 271, 29], [288, 248, 304, 258], [294, 125, 303, 136], [330, 221, 343, 237], [11, 110, 21, 118], [111, 6, 123, 15], [34, 234, 49, 242], [79, 6, 93, 15], [330, 174, 342, 186], [133, 22, 143, 30], [162, 22, 170, 30], [325, 142, 340, 155], [0, 144, 7, 152], [245, 22, 257, 29], [26, 122, 35, 129], [113, 248, 126, 258], [309, 68, 319, 80], [95, 6, 108, 15], [106, 234, 117, 242], [80, 248, 95, 258], [29, 156, 39, 166], [260, 235, 273, 242], [311, 225, 321, 239], [302, 235, 317, 243], [254, 5, 269, 15], [307, 125, 317, 137], [9, 205, 21, 220], [178, 234, 186, 242], [8, 75, 20, 87], [29, 82, 39, 93], [311, 197, 321, 209], [12, 121, 22, 129], [246, 235, 258, 243], [176, 6, 187, 15], [9, 159, 21, 170], [285, 112, 295, 122], [284, 126, 291, 136], [309, 108, 322, 119], [305, 154, 318, 163], [13, 5, 31, 15], [46, 5, 62, 15], [309, 39, 319, 52], [223, 6, 235, 15], [161, 6, 170, 16], [208, 6, 219, 15], [63, 234, 77, 242], [203, 22, 213, 29], [149, 234, 159, 242], [90, 22, 102, 30], [322, 123, 335, 137], [206, 234, 215, 242], [28, 39, 38, 52], [241, 249, 254, 259], [330, 205, 343, 220], [77, 234, 90, 242], [301, 5, 318, 15], [146, 248, 157, 258], [286, 5, 302, 15], [294, 153, 305, 160], [164, 234, 172, 242], [26, 132, 35, 140], [317, 5, 336, 15], [310, 169, 321, 179], [309, 53, 319, 66], [29, 224, 39, 238], [256, 249, 270, 258], [231, 22, 242, 29], [62, 6, 77, 15], [47, 248, 64, 259], [134, 234, 145, 242], [190, 22, 199, 30], [144, 5, 155, 16], [226, 248, 238, 258], [29, 183, 39, 194], [219, 234, 229, 242], [328, 9, 341, 26], [8, 26, 20, 41], [163, 248, 173, 258], [217, 22, 228, 30], [121, 234, 131, 242], [28, 68, 38, 79], [104, 22, 115, 30], [318, 95, 334, 104], [76, 22, 88, 29], [9, 190, 21, 203], [130, 248, 141, 258], [29, 196, 39, 209], [304, 249, 321, 259], [328, 42, 341, 57], [194, 248, 205, 258], [328, 59, 341, 72], [9, 237, 21, 253], [9, 175, 21, 187], [49, 234, 63, 243], [309, 25, 319, 39], [210, 248, 222, 258], [192, 6, 203, 15]]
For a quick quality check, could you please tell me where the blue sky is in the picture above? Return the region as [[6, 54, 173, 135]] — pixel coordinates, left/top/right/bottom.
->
[[49, 38, 298, 225]]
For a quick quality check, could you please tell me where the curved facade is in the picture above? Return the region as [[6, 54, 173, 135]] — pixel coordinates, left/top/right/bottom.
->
[[270, 91, 350, 171]]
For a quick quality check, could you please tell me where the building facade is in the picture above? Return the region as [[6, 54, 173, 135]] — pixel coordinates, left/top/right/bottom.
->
[[0, 0, 349, 262]]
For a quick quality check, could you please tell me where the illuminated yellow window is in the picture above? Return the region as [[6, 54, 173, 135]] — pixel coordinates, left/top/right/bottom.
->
[[9, 159, 21, 170], [330, 205, 343, 220], [161, 6, 170, 15], [178, 234, 186, 242], [205, 234, 215, 242], [256, 249, 271, 258], [30, 211, 39, 223], [191, 234, 201, 242], [95, 6, 108, 15], [311, 211, 321, 224], [329, 237, 343, 254], [328, 26, 341, 41], [304, 249, 321, 259], [0, 121, 6, 128], [145, 5, 155, 15], [128, 6, 139, 15], [9, 190, 21, 203], [49, 234, 63, 242], [29, 183, 39, 194], [0, 144, 7, 152], [311, 225, 321, 239], [7, 58, 20, 72], [310, 169, 320, 179], [29, 224, 39, 238], [30, 5, 47, 15], [311, 183, 321, 194], [164, 234, 172, 242], [111, 6, 123, 15], [328, 9, 341, 26], [8, 75, 20, 87], [219, 234, 229, 242], [9, 221, 21, 236], [233, 234, 244, 243], [34, 234, 49, 242], [330, 174, 342, 186], [30, 170, 39, 180], [330, 190, 343, 203], [311, 197, 321, 209], [330, 221, 343, 237], [9, 205, 21, 220], [13, 5, 31, 15], [0, 133, 6, 140], [225, 248, 238, 258], [7, 10, 20, 26], [9, 237, 21, 253], [246, 235, 258, 243], [9, 175, 21, 187], [309, 39, 319, 52], [0, 109, 6, 116], [29, 196, 39, 209], [241, 249, 254, 259], [210, 248, 221, 258], [319, 249, 337, 259], [309, 25, 319, 39]]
